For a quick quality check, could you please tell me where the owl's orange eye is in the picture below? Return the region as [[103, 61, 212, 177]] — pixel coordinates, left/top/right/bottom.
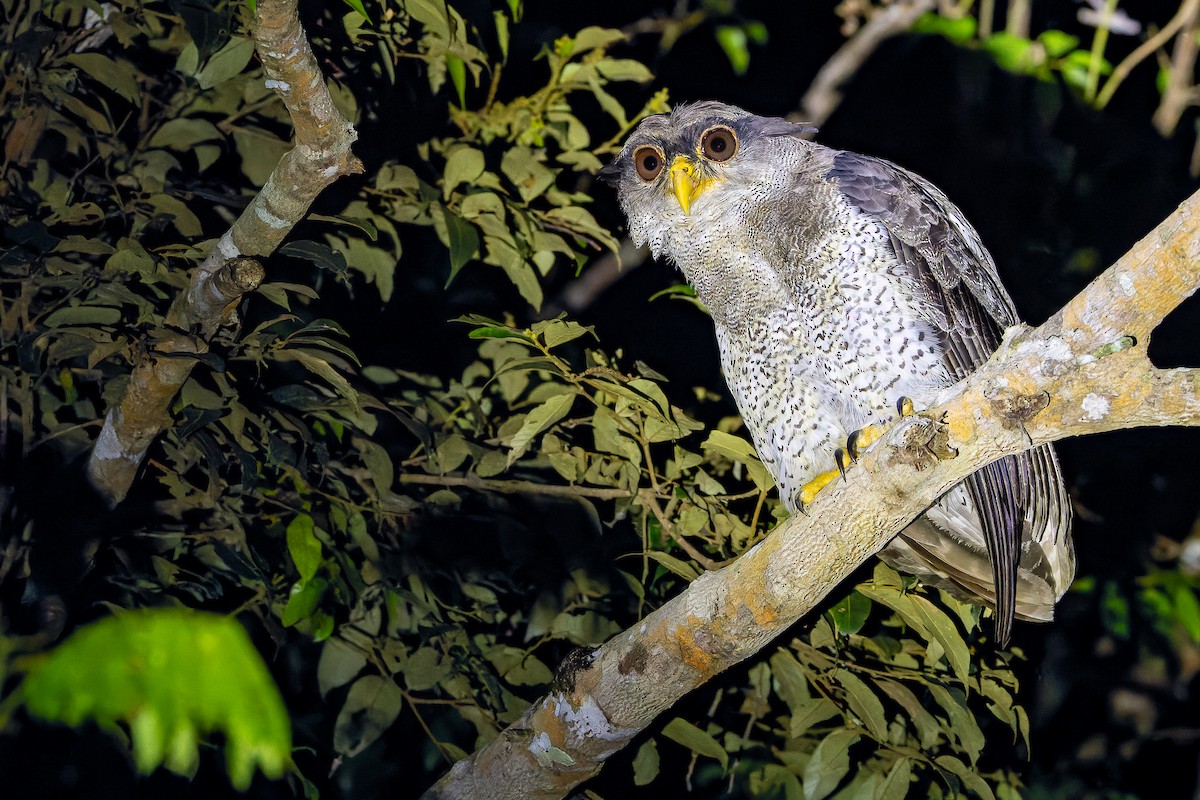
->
[[633, 145, 665, 182], [700, 126, 738, 162]]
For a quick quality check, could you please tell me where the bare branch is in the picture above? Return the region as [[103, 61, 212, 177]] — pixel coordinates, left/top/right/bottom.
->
[[795, 0, 937, 127], [420, 188, 1200, 800], [1096, 0, 1200, 110], [1153, 0, 1200, 136], [86, 0, 362, 506]]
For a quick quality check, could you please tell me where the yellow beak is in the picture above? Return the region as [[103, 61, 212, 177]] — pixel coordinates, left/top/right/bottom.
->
[[669, 155, 712, 215]]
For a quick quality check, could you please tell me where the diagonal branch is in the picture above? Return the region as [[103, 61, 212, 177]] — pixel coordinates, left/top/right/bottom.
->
[[86, 0, 362, 506], [420, 188, 1200, 800], [795, 0, 938, 127]]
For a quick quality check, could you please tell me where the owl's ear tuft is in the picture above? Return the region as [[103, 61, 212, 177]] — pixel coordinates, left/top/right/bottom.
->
[[597, 159, 624, 186], [751, 118, 819, 140]]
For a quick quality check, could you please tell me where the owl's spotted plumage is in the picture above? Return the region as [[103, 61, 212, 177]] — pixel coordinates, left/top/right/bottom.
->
[[601, 101, 1075, 644]]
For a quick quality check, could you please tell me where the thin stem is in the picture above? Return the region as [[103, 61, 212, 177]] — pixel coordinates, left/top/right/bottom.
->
[[1085, 0, 1119, 103], [399, 472, 634, 501], [1097, 0, 1200, 110], [637, 488, 722, 571], [978, 0, 994, 39]]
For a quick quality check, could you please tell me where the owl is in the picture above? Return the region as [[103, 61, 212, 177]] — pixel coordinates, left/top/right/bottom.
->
[[601, 101, 1074, 644]]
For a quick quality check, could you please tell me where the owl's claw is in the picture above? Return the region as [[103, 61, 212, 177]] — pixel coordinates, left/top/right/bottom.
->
[[847, 396, 915, 460], [798, 449, 853, 510], [799, 398, 914, 511]]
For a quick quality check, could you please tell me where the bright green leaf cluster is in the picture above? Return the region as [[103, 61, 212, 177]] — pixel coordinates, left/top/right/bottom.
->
[[21, 609, 292, 789]]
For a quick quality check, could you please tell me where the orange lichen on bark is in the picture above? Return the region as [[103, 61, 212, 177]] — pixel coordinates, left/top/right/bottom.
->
[[672, 616, 715, 674]]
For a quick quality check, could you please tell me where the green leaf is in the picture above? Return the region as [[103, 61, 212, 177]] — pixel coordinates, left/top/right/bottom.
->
[[857, 584, 970, 684], [983, 32, 1038, 74], [934, 754, 996, 800], [43, 305, 122, 327], [505, 391, 575, 466], [403, 647, 448, 691], [66, 53, 141, 104], [828, 591, 871, 636], [751, 764, 803, 800], [632, 738, 660, 786], [148, 118, 223, 151], [642, 550, 700, 582], [342, 0, 370, 22], [197, 37, 255, 90], [493, 10, 510, 60], [531, 318, 594, 349], [1174, 584, 1200, 643], [467, 327, 535, 344], [715, 26, 750, 75], [803, 728, 859, 800], [834, 668, 888, 740], [333, 675, 403, 757], [281, 240, 349, 275], [442, 210, 479, 283], [22, 609, 291, 790], [281, 577, 328, 627], [318, 637, 368, 697], [286, 514, 323, 582], [877, 679, 940, 749], [662, 717, 728, 771], [912, 12, 977, 44], [927, 683, 985, 764], [877, 757, 913, 800], [446, 54, 467, 106], [443, 147, 486, 193], [770, 649, 810, 711], [1038, 29, 1080, 58], [595, 58, 653, 83], [572, 26, 624, 54], [1101, 580, 1131, 639], [789, 696, 840, 738], [143, 194, 202, 238]]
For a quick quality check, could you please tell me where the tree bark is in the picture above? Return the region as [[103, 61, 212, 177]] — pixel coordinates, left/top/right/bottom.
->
[[86, 0, 362, 506], [421, 189, 1200, 800]]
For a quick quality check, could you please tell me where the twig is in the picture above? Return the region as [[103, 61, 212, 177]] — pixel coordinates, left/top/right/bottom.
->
[[1153, 0, 1200, 136], [398, 472, 634, 501], [795, 0, 937, 127], [637, 488, 722, 571], [1085, 0, 1120, 103], [1096, 0, 1200, 110]]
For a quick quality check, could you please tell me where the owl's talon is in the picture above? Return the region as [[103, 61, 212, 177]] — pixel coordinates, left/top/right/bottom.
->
[[847, 396, 916, 459], [847, 423, 885, 460], [835, 448, 851, 480]]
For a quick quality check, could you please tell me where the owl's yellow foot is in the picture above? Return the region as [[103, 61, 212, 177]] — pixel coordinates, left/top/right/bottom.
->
[[799, 398, 916, 510], [847, 397, 915, 460], [798, 448, 852, 509]]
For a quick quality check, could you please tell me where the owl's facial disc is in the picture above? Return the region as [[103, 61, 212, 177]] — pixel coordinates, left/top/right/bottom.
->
[[668, 155, 719, 215]]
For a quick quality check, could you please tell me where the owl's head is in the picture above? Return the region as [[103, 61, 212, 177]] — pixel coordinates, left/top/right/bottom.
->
[[600, 101, 816, 258]]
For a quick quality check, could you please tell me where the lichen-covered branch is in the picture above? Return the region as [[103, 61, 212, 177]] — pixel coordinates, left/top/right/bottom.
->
[[420, 189, 1200, 800], [86, 0, 363, 506]]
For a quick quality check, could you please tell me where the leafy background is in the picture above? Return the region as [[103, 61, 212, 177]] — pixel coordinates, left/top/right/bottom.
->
[[2, 1, 1199, 799]]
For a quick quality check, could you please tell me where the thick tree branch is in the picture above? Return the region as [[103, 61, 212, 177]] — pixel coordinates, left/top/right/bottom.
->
[[421, 189, 1200, 800], [86, 0, 362, 506]]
